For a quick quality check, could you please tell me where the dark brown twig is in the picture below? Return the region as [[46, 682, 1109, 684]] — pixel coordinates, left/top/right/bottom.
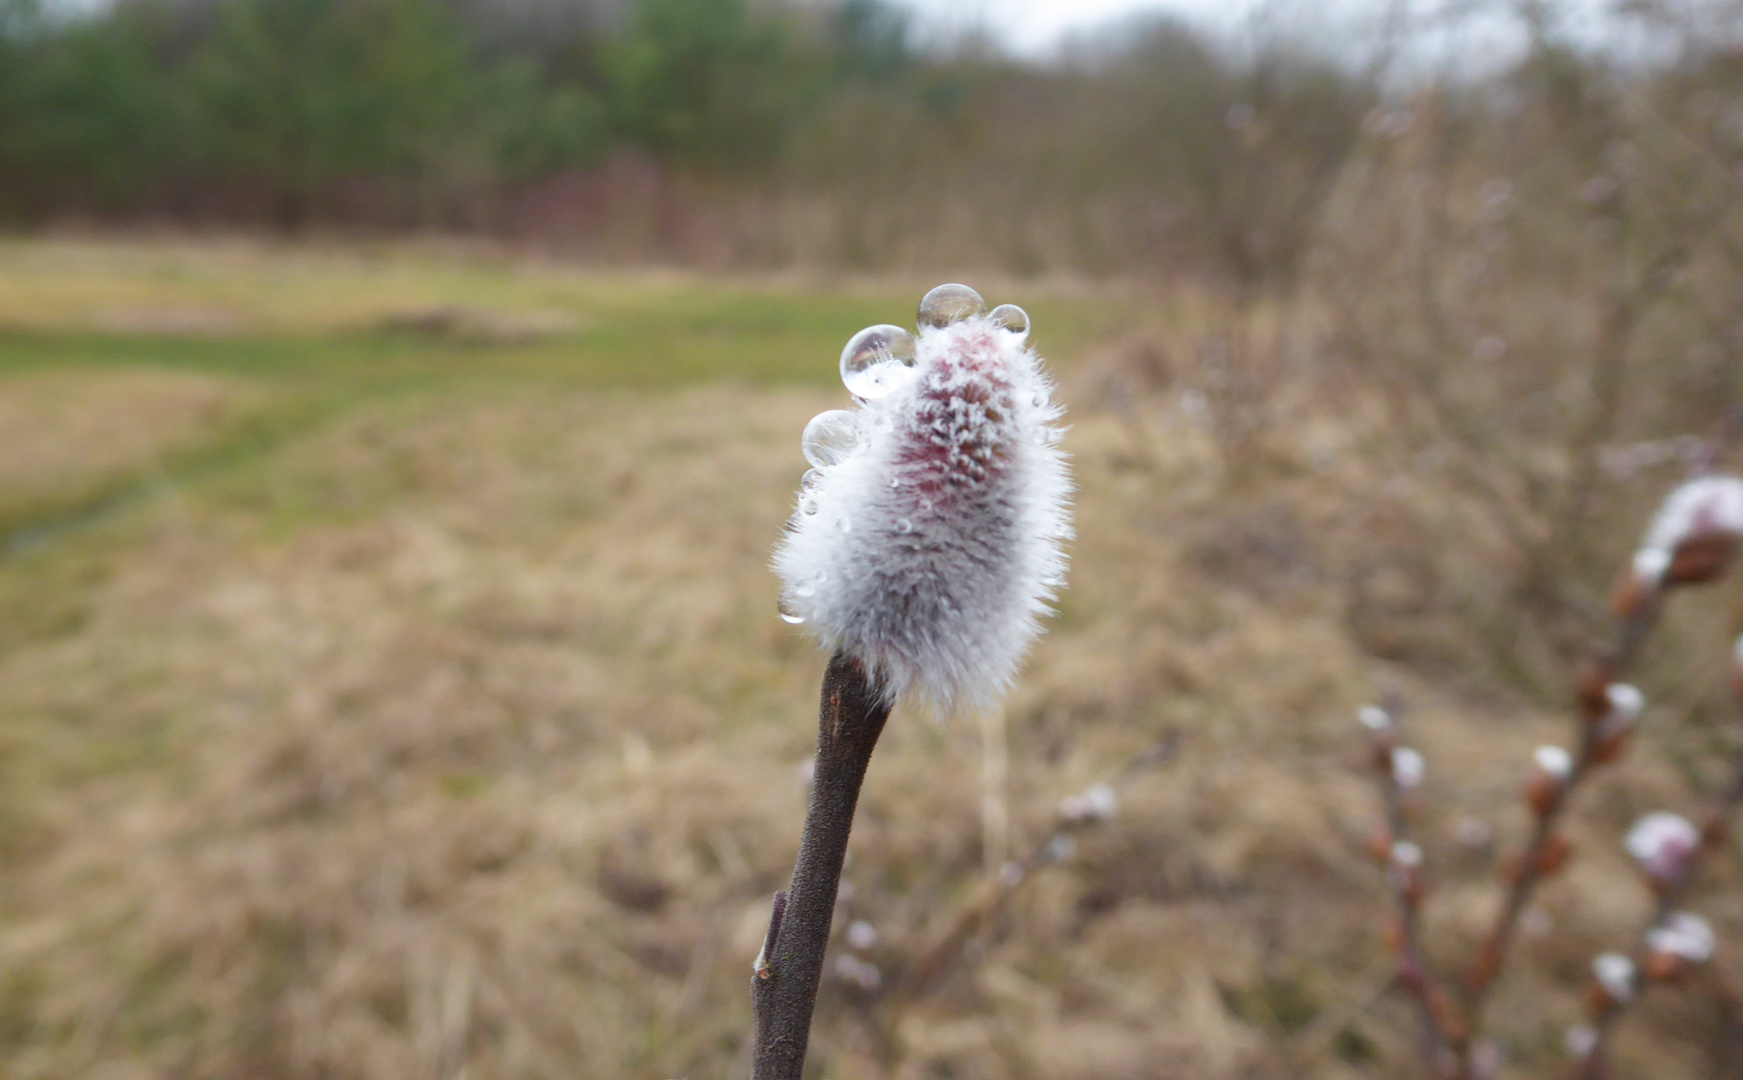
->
[[751, 652, 892, 1080], [1453, 586, 1664, 1073], [1365, 705, 1459, 1074]]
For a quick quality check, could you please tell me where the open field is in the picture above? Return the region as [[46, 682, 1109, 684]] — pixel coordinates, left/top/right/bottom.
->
[[0, 238, 1738, 1080]]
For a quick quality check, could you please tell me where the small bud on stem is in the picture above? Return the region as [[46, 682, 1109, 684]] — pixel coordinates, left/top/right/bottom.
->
[[1524, 745, 1572, 815], [1625, 812, 1700, 891]]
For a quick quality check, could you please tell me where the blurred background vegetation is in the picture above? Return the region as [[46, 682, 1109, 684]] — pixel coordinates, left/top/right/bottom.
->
[[0, 0, 1375, 276]]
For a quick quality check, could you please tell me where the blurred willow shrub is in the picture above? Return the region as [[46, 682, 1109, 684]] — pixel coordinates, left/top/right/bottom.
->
[[1309, 36, 1743, 690]]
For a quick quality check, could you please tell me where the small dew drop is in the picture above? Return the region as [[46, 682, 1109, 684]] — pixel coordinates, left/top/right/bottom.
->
[[1031, 391, 1047, 408], [778, 599, 805, 625], [920, 498, 934, 512], [989, 303, 1030, 340], [840, 324, 919, 400], [800, 496, 819, 516], [889, 476, 900, 489], [918, 283, 987, 329], [801, 468, 825, 492], [802, 410, 859, 469], [794, 579, 817, 597], [896, 518, 913, 533]]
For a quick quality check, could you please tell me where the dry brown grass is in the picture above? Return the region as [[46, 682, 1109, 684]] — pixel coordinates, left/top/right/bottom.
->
[[0, 370, 257, 523], [0, 239, 1738, 1080]]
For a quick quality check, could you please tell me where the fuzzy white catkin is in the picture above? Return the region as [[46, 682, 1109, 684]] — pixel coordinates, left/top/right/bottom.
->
[[1626, 811, 1699, 862], [1357, 705, 1392, 732], [1534, 744, 1572, 780], [1593, 953, 1636, 1001], [1391, 746, 1425, 788], [773, 317, 1073, 713], [1647, 912, 1715, 963], [1635, 474, 1743, 577]]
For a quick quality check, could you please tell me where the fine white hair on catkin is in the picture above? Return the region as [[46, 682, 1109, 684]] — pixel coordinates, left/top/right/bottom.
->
[[773, 315, 1073, 714]]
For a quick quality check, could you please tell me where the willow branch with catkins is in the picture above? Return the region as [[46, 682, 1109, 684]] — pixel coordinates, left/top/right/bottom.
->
[[752, 284, 1073, 1080], [1359, 470, 1743, 1080], [1360, 704, 1464, 1072], [1563, 634, 1743, 1079]]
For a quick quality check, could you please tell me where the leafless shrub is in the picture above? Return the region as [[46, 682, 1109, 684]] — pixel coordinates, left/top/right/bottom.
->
[[1357, 468, 1743, 1079]]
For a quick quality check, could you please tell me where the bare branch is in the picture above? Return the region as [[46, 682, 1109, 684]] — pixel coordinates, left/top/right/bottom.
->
[[751, 652, 892, 1080]]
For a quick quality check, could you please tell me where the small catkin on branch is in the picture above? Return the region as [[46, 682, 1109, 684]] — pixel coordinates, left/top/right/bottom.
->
[[861, 738, 1175, 1071], [887, 740, 1174, 1006]]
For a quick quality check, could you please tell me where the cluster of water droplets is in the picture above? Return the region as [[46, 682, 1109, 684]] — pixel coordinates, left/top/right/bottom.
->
[[838, 283, 1029, 403], [781, 284, 1033, 626]]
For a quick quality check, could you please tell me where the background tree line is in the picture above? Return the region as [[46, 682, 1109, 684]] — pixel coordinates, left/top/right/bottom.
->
[[0, 0, 1375, 276]]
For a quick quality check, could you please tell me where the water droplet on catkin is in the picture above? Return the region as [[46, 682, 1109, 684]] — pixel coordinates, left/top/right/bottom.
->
[[918, 284, 986, 329], [802, 410, 859, 468], [778, 599, 805, 625], [989, 303, 1030, 340], [840, 325, 919, 400], [897, 518, 912, 533]]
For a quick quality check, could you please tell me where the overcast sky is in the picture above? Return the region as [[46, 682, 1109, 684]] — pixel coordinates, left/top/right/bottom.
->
[[891, 0, 1715, 75], [896, 0, 1259, 55]]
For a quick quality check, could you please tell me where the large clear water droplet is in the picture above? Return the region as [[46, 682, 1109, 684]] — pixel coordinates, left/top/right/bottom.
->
[[989, 303, 1030, 340], [779, 598, 805, 625], [802, 410, 859, 468], [840, 324, 919, 400], [918, 284, 986, 329]]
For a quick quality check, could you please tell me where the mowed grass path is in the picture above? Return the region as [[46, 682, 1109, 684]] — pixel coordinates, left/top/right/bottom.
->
[[0, 239, 1124, 551]]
